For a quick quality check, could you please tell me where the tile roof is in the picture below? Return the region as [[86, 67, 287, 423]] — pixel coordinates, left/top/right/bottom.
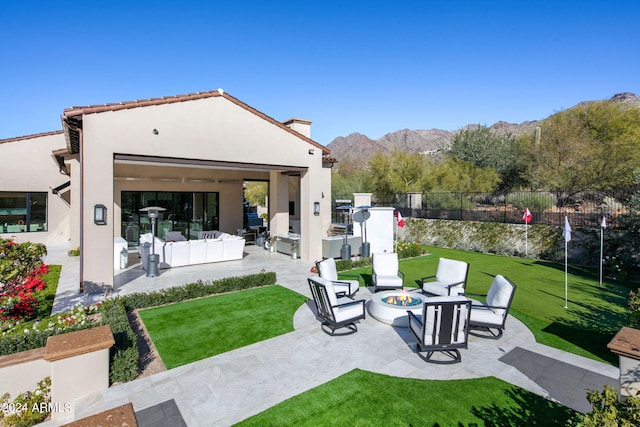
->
[[0, 129, 64, 145], [62, 89, 330, 155]]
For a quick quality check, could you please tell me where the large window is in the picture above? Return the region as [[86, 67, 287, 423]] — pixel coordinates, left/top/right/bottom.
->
[[121, 191, 219, 246], [0, 192, 48, 233]]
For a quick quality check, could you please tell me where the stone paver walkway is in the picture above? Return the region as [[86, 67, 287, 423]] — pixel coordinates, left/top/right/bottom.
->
[[38, 243, 619, 425]]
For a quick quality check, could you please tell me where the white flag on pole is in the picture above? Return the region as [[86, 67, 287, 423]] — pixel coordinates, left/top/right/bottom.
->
[[601, 215, 607, 229], [562, 216, 572, 242]]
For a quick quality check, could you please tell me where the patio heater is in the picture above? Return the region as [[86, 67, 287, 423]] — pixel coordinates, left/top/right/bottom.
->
[[336, 204, 352, 260], [139, 206, 166, 277], [357, 206, 371, 258]]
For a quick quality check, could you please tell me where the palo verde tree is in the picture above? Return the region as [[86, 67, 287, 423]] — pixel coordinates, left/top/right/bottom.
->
[[421, 157, 500, 193], [368, 149, 427, 198], [448, 125, 526, 191], [528, 100, 640, 192]]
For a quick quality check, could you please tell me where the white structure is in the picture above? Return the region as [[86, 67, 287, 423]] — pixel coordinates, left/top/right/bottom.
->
[[352, 207, 395, 254], [0, 90, 334, 290]]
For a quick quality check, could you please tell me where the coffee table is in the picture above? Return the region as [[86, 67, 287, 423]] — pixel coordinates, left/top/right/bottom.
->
[[368, 290, 427, 327]]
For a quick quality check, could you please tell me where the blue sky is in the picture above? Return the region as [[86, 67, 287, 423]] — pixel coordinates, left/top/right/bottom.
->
[[1, 1, 638, 145]]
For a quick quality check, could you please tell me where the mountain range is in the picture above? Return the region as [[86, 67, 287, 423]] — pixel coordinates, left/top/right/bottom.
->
[[325, 92, 640, 167]]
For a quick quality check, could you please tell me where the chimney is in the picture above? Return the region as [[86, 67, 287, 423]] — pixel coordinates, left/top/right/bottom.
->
[[283, 118, 312, 138]]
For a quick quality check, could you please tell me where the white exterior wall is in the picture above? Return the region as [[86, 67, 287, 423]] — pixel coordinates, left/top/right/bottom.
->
[[79, 96, 329, 288], [0, 133, 70, 244]]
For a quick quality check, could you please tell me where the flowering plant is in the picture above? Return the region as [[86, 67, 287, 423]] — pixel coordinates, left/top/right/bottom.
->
[[604, 255, 629, 280], [0, 238, 48, 324]]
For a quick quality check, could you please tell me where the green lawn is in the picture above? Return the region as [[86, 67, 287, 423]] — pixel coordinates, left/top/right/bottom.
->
[[235, 369, 577, 426], [139, 285, 308, 369], [352, 247, 634, 364]]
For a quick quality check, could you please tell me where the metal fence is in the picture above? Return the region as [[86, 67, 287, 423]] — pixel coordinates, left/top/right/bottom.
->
[[333, 190, 637, 230]]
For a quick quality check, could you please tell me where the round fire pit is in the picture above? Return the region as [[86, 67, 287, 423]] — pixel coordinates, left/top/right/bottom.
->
[[368, 291, 427, 327]]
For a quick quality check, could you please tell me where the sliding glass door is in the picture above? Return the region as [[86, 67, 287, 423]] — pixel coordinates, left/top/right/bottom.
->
[[121, 191, 219, 246]]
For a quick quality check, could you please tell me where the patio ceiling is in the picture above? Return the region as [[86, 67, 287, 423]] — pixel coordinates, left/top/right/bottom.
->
[[114, 154, 306, 179]]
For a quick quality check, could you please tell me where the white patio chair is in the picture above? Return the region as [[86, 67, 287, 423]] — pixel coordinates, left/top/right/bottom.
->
[[407, 296, 472, 364], [307, 277, 366, 335], [421, 258, 469, 296], [316, 258, 360, 297], [465, 275, 517, 339], [372, 252, 405, 292]]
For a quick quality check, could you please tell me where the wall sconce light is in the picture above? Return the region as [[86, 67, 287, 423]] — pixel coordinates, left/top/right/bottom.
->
[[313, 201, 320, 216], [308, 149, 315, 155], [94, 204, 107, 225], [152, 129, 159, 135]]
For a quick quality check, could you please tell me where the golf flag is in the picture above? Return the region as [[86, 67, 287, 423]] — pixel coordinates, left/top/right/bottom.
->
[[396, 211, 405, 228], [562, 216, 572, 242], [562, 216, 571, 308], [522, 208, 532, 256], [600, 215, 606, 287]]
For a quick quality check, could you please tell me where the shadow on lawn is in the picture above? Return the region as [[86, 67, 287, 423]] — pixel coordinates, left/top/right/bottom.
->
[[542, 302, 625, 365], [470, 386, 577, 427]]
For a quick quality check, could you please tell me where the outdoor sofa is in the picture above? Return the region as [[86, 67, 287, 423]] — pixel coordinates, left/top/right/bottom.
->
[[138, 232, 245, 270]]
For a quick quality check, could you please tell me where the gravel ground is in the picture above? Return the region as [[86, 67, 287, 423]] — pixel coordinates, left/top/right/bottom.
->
[[128, 310, 166, 378]]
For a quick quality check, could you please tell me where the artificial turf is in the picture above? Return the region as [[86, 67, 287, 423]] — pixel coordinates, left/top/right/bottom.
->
[[139, 285, 308, 369], [351, 246, 634, 364], [235, 369, 577, 426]]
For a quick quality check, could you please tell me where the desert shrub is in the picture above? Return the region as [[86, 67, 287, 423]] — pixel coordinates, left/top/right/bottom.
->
[[424, 192, 474, 210], [508, 192, 557, 211]]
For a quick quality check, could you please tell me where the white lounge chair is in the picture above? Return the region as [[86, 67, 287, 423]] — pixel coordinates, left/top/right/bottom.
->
[[408, 296, 472, 364], [421, 258, 469, 296], [316, 258, 360, 297], [466, 275, 517, 339], [308, 277, 366, 335], [372, 252, 405, 292]]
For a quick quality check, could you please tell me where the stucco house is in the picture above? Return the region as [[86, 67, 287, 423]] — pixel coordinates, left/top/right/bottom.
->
[[0, 89, 333, 290]]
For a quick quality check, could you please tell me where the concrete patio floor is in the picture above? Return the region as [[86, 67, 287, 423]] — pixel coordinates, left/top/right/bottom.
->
[[38, 242, 620, 426]]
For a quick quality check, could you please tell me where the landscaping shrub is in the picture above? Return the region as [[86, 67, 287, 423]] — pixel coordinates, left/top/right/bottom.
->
[[116, 272, 277, 311], [396, 241, 427, 259], [0, 377, 51, 427], [0, 238, 49, 323], [0, 304, 98, 356], [99, 299, 139, 384], [335, 257, 371, 271], [627, 288, 640, 329], [570, 385, 640, 426]]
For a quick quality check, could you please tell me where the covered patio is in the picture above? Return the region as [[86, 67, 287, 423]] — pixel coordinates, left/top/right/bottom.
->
[[58, 90, 333, 291]]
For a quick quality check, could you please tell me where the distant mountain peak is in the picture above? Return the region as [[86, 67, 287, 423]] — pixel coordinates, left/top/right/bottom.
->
[[326, 93, 639, 167]]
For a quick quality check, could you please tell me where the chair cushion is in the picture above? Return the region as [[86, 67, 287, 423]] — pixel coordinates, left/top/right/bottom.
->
[[422, 281, 464, 296], [374, 275, 403, 289], [435, 258, 468, 282], [486, 275, 514, 316], [423, 296, 469, 345], [469, 304, 503, 325], [318, 258, 339, 281], [373, 253, 399, 275], [313, 277, 338, 307], [333, 302, 363, 323]]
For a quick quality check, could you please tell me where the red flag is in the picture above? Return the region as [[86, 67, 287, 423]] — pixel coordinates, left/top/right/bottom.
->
[[522, 208, 532, 224], [396, 211, 405, 227]]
